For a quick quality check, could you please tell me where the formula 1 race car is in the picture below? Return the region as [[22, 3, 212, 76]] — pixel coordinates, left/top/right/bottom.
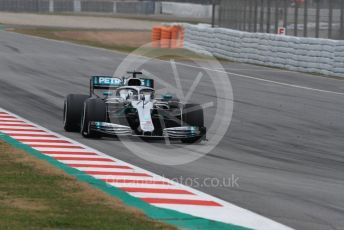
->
[[63, 71, 206, 143]]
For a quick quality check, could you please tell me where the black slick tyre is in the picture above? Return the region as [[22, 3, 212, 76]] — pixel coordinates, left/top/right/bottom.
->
[[80, 98, 106, 138], [63, 94, 89, 132], [181, 104, 205, 144]]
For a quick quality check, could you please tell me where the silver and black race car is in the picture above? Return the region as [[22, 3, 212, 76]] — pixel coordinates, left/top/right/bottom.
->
[[63, 71, 206, 143]]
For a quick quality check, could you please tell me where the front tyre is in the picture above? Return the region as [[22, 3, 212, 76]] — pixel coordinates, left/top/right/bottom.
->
[[80, 98, 106, 138], [64, 94, 89, 132], [181, 104, 205, 144]]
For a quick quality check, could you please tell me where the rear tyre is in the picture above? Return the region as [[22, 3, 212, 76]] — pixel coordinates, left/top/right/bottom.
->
[[63, 94, 89, 132], [181, 104, 205, 144], [80, 98, 106, 138]]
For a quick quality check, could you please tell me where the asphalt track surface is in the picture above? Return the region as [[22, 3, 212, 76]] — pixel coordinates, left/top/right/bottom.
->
[[0, 31, 344, 230]]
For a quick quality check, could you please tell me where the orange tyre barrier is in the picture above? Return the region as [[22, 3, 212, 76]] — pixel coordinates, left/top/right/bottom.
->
[[170, 26, 179, 49], [151, 26, 161, 48], [160, 26, 172, 49], [176, 26, 185, 49], [151, 25, 184, 49]]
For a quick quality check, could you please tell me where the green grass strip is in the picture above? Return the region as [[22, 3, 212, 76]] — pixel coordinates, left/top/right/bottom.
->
[[0, 132, 251, 230]]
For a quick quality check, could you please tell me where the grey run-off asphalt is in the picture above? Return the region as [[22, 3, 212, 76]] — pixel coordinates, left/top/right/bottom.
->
[[0, 31, 343, 230]]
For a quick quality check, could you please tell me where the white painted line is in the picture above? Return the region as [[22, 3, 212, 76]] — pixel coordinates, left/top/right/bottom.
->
[[9, 136, 61, 140], [21, 142, 75, 146], [222, 68, 291, 72], [43, 154, 106, 158], [9, 133, 57, 137], [157, 59, 344, 96], [129, 193, 201, 200], [0, 121, 26, 124], [91, 175, 153, 180], [72, 167, 135, 173], [58, 160, 120, 165], [2, 131, 51, 135], [0, 117, 25, 121], [0, 126, 43, 130], [108, 183, 176, 189], [31, 147, 90, 152]]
